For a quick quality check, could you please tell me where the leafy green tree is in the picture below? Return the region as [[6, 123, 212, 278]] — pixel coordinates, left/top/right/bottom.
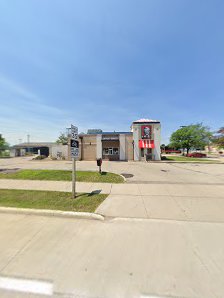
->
[[170, 124, 212, 155], [160, 144, 166, 152], [213, 127, 224, 148], [0, 134, 9, 155], [56, 133, 68, 145]]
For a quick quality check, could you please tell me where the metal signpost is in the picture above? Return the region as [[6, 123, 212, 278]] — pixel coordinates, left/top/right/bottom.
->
[[71, 125, 79, 198]]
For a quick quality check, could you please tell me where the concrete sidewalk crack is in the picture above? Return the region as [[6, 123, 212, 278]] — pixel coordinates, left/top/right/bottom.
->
[[166, 187, 189, 221], [137, 184, 150, 219]]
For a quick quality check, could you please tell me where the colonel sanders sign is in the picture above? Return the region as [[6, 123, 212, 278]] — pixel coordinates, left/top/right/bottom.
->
[[141, 125, 151, 139]]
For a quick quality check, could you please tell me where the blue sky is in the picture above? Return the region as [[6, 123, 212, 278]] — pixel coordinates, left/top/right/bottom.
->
[[0, 0, 223, 145]]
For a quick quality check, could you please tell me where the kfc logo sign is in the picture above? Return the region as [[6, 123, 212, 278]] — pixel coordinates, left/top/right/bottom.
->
[[141, 125, 151, 139]]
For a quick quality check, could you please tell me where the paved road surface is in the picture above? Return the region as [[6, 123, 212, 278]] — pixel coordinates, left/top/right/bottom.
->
[[0, 213, 224, 298]]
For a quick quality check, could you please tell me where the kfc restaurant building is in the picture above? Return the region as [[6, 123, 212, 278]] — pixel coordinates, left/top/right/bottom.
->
[[73, 119, 161, 161], [132, 119, 161, 161]]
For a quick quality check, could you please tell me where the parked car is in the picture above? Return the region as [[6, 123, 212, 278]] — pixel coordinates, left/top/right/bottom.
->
[[163, 150, 181, 154], [187, 152, 207, 158]]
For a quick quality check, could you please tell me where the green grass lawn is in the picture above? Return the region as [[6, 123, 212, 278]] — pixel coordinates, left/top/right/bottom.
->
[[162, 155, 219, 163], [0, 189, 107, 212], [0, 169, 124, 183]]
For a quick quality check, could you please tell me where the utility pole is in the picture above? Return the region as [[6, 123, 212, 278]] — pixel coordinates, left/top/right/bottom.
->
[[27, 134, 30, 154]]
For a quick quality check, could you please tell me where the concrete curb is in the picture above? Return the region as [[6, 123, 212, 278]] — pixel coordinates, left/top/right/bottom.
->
[[0, 207, 105, 221], [119, 174, 127, 182]]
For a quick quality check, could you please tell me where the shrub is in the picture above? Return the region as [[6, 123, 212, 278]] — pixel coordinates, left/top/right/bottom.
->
[[161, 156, 168, 160], [0, 150, 10, 157]]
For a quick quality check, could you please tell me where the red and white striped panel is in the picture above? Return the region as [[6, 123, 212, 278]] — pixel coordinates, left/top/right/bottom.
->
[[138, 140, 155, 148]]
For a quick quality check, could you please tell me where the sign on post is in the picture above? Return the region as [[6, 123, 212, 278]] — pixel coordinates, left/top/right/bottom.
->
[[70, 139, 79, 147], [71, 125, 79, 198], [70, 139, 79, 159], [70, 125, 79, 159], [71, 125, 78, 140]]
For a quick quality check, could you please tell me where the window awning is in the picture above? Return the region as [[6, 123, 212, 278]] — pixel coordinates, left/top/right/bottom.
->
[[138, 140, 155, 149]]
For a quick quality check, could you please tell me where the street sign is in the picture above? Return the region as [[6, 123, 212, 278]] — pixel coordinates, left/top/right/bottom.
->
[[70, 140, 79, 148], [70, 125, 79, 159], [71, 147, 79, 158], [71, 131, 78, 140], [71, 125, 78, 140], [71, 125, 78, 133], [71, 124, 79, 199]]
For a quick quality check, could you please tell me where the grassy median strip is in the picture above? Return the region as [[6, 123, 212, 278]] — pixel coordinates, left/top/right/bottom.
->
[[0, 189, 107, 212], [162, 156, 219, 163], [0, 169, 124, 183]]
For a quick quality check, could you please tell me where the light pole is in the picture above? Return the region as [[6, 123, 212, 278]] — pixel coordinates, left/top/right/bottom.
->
[[27, 134, 30, 154]]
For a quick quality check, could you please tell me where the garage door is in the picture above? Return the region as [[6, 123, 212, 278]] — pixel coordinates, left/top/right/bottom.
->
[[82, 144, 96, 160]]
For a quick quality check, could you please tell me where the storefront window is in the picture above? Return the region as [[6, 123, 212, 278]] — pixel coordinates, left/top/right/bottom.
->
[[108, 148, 113, 155], [113, 148, 119, 155], [103, 148, 119, 155], [103, 148, 109, 155]]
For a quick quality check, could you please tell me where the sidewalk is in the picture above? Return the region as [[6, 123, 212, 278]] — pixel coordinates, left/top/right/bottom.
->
[[0, 179, 111, 194], [1, 179, 224, 222]]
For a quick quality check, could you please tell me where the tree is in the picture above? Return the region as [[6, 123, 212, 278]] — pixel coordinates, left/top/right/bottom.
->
[[218, 127, 224, 134], [0, 134, 9, 155], [213, 127, 224, 148], [160, 144, 166, 153], [170, 124, 212, 155], [56, 133, 68, 145]]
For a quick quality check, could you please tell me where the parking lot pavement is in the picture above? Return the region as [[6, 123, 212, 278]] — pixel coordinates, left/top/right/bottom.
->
[[0, 213, 224, 298], [1, 157, 224, 184]]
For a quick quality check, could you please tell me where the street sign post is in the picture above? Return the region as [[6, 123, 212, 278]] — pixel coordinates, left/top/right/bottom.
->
[[71, 125, 79, 198]]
